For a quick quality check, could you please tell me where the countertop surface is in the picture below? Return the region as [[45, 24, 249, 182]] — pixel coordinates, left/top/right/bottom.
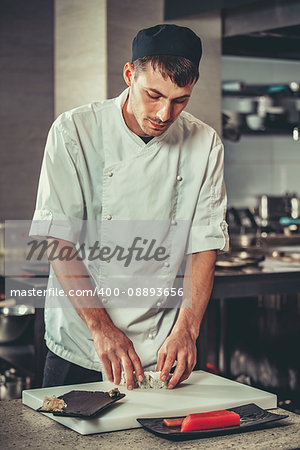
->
[[0, 399, 299, 449], [212, 256, 300, 299], [215, 255, 300, 277]]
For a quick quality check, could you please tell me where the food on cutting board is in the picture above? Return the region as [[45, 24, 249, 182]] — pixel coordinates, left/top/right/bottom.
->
[[38, 390, 126, 418], [41, 396, 67, 412], [108, 387, 121, 398], [163, 410, 240, 432], [120, 371, 171, 389]]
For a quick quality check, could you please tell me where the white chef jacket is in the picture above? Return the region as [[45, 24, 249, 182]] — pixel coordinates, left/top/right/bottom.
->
[[29, 88, 229, 373]]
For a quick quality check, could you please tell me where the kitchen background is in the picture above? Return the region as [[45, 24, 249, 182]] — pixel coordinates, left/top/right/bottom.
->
[[0, 0, 299, 413], [223, 56, 300, 207]]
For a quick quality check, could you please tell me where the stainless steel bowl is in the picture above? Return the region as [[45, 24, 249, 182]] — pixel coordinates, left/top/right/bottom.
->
[[0, 305, 35, 343]]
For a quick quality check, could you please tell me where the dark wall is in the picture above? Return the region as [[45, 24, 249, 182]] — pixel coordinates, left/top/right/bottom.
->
[[164, 0, 258, 18], [0, 0, 54, 220]]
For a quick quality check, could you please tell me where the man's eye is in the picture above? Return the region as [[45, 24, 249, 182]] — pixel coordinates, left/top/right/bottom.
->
[[173, 98, 188, 104], [147, 92, 160, 99]]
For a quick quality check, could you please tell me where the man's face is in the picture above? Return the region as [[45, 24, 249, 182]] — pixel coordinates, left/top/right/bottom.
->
[[123, 62, 196, 137]]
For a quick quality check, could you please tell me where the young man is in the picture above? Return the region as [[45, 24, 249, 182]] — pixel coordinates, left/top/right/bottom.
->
[[30, 24, 229, 390]]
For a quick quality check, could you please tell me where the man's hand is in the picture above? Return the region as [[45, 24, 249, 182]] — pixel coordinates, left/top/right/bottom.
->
[[156, 250, 217, 389], [91, 321, 144, 390], [156, 328, 197, 389]]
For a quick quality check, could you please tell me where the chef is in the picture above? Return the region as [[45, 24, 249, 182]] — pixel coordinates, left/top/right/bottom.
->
[[30, 24, 229, 390]]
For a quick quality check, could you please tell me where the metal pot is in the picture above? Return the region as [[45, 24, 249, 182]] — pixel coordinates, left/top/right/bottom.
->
[[0, 305, 35, 344]]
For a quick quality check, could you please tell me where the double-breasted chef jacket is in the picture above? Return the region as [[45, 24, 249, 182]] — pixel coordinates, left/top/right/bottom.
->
[[30, 88, 229, 374]]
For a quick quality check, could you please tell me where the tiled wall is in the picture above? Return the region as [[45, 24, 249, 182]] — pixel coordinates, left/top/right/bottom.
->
[[222, 56, 300, 208]]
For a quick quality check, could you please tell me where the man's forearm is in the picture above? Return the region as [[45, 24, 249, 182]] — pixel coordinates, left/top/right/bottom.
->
[[172, 250, 217, 340], [46, 238, 113, 333], [45, 238, 144, 386]]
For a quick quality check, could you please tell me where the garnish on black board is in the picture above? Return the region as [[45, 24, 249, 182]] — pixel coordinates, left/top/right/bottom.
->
[[38, 390, 125, 418]]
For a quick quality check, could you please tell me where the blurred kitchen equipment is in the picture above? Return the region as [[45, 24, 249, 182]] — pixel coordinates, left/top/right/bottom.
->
[[222, 112, 241, 141], [265, 106, 287, 129], [238, 98, 255, 114], [280, 218, 300, 226], [279, 217, 300, 236], [0, 305, 35, 344], [223, 82, 300, 138], [291, 196, 300, 219], [260, 235, 300, 247], [293, 126, 299, 141], [0, 367, 31, 400], [222, 80, 245, 92], [270, 246, 300, 263], [256, 95, 273, 118], [227, 199, 300, 250], [216, 253, 265, 270], [258, 194, 298, 231], [226, 207, 259, 249], [227, 207, 258, 232], [246, 114, 264, 130]]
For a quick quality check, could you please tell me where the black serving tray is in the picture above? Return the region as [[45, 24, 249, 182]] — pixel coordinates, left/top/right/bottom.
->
[[37, 390, 125, 418], [137, 403, 288, 441]]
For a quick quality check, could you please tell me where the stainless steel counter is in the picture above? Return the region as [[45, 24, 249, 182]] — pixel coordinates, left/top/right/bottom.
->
[[212, 256, 300, 299]]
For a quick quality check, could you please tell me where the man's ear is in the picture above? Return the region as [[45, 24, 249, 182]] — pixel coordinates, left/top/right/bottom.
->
[[123, 62, 134, 87]]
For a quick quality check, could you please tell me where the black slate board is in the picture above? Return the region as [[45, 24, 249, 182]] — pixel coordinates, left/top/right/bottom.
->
[[137, 403, 288, 441], [38, 390, 125, 418]]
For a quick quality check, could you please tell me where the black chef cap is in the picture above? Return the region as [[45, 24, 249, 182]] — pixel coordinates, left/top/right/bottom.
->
[[132, 24, 202, 68]]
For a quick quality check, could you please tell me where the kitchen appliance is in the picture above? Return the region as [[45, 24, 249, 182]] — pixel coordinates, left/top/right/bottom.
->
[[226, 207, 259, 249], [258, 194, 300, 234], [0, 305, 35, 344], [23, 370, 277, 435]]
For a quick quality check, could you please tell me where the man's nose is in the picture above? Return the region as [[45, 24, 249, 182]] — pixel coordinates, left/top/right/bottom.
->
[[156, 101, 172, 122]]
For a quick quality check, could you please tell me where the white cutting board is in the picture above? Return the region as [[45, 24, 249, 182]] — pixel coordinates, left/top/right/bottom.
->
[[22, 370, 277, 435]]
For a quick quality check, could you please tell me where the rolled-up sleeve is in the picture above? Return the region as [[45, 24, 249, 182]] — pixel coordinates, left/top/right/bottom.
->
[[186, 142, 229, 254], [29, 119, 84, 243]]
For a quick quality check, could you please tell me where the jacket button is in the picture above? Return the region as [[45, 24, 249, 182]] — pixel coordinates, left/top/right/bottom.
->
[[171, 220, 177, 225], [105, 215, 112, 220], [102, 298, 108, 305], [176, 175, 183, 181], [164, 262, 170, 267], [107, 171, 113, 177]]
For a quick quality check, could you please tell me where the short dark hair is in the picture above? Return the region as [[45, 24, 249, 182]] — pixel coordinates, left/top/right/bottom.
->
[[133, 55, 199, 87]]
